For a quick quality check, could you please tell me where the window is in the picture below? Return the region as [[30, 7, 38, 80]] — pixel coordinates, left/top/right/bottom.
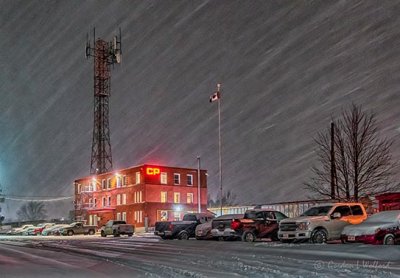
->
[[161, 192, 167, 203], [117, 194, 121, 206], [108, 196, 111, 206], [77, 184, 81, 193], [351, 205, 364, 216], [93, 198, 97, 208], [135, 172, 140, 184], [187, 174, 193, 186], [122, 212, 127, 222], [116, 212, 121, 221], [134, 191, 142, 203], [107, 178, 111, 189], [174, 212, 180, 221], [89, 198, 93, 207], [161, 172, 167, 184], [123, 175, 128, 186], [174, 173, 180, 185], [122, 194, 127, 205], [134, 211, 143, 223], [102, 197, 106, 207], [332, 206, 351, 217], [102, 179, 106, 190], [116, 176, 121, 188], [174, 192, 180, 203], [187, 193, 193, 204]]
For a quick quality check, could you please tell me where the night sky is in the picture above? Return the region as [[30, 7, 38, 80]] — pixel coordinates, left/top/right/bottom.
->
[[1, 1, 400, 220]]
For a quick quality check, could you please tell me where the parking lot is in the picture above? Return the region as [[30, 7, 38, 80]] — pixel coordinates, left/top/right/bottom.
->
[[0, 234, 399, 277]]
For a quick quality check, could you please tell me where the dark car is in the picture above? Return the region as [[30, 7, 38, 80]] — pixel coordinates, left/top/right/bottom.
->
[[210, 214, 244, 240], [341, 210, 400, 245], [155, 213, 214, 240], [240, 209, 288, 242]]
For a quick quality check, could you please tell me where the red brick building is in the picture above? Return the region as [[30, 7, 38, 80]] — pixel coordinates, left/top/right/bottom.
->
[[74, 164, 208, 228]]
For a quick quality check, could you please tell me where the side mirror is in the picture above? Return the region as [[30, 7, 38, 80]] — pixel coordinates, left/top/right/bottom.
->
[[331, 212, 341, 219]]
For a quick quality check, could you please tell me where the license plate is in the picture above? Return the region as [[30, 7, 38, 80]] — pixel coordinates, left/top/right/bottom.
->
[[282, 234, 289, 239], [348, 236, 355, 241]]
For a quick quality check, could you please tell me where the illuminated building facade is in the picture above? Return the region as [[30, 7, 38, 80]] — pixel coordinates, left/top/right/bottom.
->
[[74, 164, 208, 228]]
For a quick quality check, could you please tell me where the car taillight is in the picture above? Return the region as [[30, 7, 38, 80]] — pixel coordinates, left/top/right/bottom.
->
[[231, 219, 242, 230], [169, 224, 174, 230]]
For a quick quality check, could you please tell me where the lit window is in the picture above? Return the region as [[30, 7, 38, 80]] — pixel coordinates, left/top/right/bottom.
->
[[139, 191, 142, 203], [187, 193, 193, 204], [108, 196, 111, 206], [123, 175, 128, 186], [107, 178, 111, 189], [134, 192, 137, 203], [122, 212, 127, 222], [161, 192, 167, 203], [102, 197, 106, 207], [116, 176, 121, 188], [122, 194, 127, 205], [161, 172, 167, 184], [117, 194, 121, 206], [174, 173, 180, 185], [102, 179, 106, 190], [187, 174, 193, 186], [94, 198, 97, 208], [89, 198, 92, 207], [116, 212, 121, 221], [135, 172, 140, 184], [174, 192, 180, 204]]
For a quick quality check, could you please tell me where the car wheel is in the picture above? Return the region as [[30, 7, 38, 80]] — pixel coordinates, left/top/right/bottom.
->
[[271, 233, 279, 241], [311, 229, 327, 244], [67, 230, 74, 236], [242, 231, 256, 242], [384, 234, 395, 245], [179, 231, 189, 240], [88, 230, 95, 235], [101, 231, 106, 237]]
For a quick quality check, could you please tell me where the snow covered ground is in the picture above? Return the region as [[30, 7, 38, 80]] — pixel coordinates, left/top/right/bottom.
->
[[0, 235, 399, 277]]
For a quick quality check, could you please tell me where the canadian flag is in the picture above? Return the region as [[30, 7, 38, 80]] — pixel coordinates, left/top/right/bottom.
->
[[209, 91, 220, 103]]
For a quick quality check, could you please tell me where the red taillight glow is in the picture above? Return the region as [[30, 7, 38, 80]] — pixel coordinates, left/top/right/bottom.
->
[[169, 224, 174, 231], [231, 219, 242, 230]]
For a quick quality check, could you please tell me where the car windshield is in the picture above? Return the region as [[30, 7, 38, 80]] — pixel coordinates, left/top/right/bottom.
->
[[183, 215, 197, 221], [301, 206, 333, 216], [244, 211, 263, 219], [364, 211, 400, 223]]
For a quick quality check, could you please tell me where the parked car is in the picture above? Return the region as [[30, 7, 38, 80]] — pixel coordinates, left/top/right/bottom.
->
[[209, 214, 244, 240], [100, 220, 135, 237], [240, 210, 288, 242], [8, 224, 35, 235], [155, 213, 215, 240], [341, 210, 400, 245], [278, 202, 367, 243], [32, 223, 55, 236], [196, 214, 242, 240], [42, 224, 69, 236], [60, 222, 97, 236]]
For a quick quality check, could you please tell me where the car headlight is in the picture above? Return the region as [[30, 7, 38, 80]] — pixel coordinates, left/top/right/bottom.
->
[[297, 222, 310, 230]]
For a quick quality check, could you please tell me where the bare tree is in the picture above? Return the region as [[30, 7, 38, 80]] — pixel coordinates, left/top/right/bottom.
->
[[306, 104, 398, 201], [208, 190, 238, 207], [16, 201, 47, 221]]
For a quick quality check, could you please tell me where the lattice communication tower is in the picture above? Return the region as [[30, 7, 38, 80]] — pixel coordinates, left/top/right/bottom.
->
[[85, 28, 122, 174]]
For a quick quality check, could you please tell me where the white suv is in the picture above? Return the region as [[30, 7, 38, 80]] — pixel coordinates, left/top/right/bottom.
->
[[278, 203, 367, 243]]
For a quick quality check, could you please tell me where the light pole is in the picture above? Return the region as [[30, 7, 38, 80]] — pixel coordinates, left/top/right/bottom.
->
[[197, 156, 201, 213]]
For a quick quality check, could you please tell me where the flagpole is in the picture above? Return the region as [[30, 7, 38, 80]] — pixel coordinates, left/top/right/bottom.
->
[[217, 84, 222, 216]]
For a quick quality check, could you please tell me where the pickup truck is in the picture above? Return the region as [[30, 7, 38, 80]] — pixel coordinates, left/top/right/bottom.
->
[[278, 202, 368, 243], [155, 213, 214, 240], [60, 222, 97, 236], [100, 220, 135, 237]]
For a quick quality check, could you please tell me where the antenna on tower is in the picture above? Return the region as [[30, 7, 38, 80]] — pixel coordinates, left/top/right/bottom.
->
[[85, 27, 122, 175]]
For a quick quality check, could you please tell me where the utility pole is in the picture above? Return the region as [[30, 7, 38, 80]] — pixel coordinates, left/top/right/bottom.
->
[[330, 122, 336, 199], [197, 156, 201, 213]]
